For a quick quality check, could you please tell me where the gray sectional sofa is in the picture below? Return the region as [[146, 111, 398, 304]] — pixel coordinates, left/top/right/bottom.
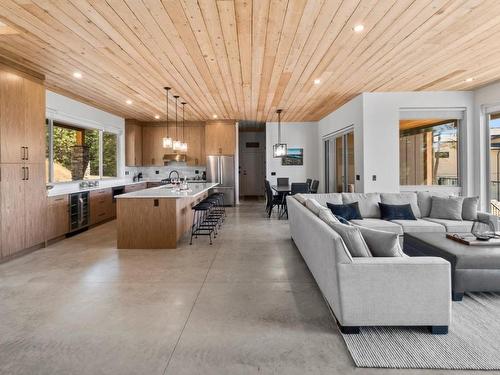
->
[[287, 192, 497, 334], [297, 192, 498, 236]]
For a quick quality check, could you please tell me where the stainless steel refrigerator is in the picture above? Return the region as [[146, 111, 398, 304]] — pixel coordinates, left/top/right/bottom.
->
[[206, 155, 235, 206]]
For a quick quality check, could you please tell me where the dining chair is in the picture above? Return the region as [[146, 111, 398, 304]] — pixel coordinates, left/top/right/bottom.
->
[[265, 180, 282, 218], [306, 178, 312, 189], [277, 177, 289, 187], [310, 180, 319, 193]]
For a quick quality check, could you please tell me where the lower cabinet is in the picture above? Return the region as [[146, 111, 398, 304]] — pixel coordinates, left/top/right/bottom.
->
[[0, 163, 46, 259], [90, 188, 114, 225], [46, 195, 69, 240], [124, 182, 147, 193]]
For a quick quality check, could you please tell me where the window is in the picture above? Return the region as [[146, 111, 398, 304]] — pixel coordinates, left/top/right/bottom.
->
[[399, 119, 459, 186], [103, 131, 117, 178], [46, 120, 119, 183]]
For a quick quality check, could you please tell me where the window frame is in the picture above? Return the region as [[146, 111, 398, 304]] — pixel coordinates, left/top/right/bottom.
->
[[46, 118, 121, 183], [398, 109, 466, 192]]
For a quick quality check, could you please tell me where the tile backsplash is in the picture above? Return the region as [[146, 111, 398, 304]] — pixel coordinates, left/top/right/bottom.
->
[[125, 165, 206, 180]]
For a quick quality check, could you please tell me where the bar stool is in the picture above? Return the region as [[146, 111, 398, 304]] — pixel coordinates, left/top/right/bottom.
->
[[190, 202, 217, 245]]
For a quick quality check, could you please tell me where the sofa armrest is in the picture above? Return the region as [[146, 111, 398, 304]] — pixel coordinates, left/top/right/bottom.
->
[[337, 257, 451, 327], [478, 211, 499, 231]]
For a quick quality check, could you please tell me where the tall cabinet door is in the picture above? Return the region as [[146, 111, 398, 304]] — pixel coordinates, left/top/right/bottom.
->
[[24, 163, 47, 249], [0, 164, 25, 257], [0, 72, 25, 163], [24, 79, 46, 163]]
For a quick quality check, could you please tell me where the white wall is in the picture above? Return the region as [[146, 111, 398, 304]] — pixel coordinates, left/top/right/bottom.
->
[[318, 94, 364, 192], [266, 122, 319, 186], [318, 92, 475, 194], [362, 91, 474, 194], [46, 91, 126, 178]]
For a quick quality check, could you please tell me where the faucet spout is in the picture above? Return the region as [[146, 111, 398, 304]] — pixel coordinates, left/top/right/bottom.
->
[[168, 170, 180, 180]]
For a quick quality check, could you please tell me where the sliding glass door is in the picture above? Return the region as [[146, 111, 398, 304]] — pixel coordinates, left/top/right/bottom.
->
[[488, 113, 500, 216], [324, 130, 354, 193]]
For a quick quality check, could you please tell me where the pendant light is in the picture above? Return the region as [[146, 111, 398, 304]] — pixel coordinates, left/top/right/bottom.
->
[[273, 109, 287, 157], [162, 87, 172, 148], [172, 95, 181, 151], [180, 102, 188, 152]]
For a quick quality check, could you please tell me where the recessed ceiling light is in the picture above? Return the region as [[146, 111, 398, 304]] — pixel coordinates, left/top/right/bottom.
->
[[314, 78, 321, 85], [126, 99, 133, 105], [465, 77, 474, 82], [212, 114, 218, 119], [72, 71, 82, 79], [154, 114, 160, 119], [353, 24, 364, 33]]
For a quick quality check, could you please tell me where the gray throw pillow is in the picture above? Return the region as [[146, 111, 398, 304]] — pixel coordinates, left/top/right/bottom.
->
[[305, 199, 323, 216], [342, 193, 381, 218], [295, 194, 307, 205], [429, 196, 464, 221], [318, 207, 340, 227], [462, 196, 479, 221], [329, 222, 372, 257], [357, 226, 404, 257]]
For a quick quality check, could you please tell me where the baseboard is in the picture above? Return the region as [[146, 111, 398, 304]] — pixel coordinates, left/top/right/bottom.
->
[[0, 242, 45, 264]]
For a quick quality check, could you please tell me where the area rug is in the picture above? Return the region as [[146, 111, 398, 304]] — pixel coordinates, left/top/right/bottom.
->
[[341, 292, 500, 370]]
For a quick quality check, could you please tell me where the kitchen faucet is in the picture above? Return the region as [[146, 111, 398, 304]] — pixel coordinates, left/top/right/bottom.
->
[[168, 170, 180, 180]]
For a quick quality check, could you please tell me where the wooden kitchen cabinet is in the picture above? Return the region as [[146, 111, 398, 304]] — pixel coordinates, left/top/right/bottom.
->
[[0, 163, 47, 258], [205, 120, 236, 156], [90, 188, 114, 225], [142, 126, 165, 166], [47, 194, 69, 240], [0, 69, 45, 164], [124, 182, 147, 193], [125, 120, 142, 166], [184, 125, 205, 166]]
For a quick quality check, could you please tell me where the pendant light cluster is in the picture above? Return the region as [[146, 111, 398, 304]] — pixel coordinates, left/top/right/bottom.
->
[[162, 87, 188, 153], [273, 109, 287, 158]]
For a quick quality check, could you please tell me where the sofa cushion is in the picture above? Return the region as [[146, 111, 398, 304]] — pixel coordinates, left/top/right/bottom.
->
[[329, 222, 372, 257], [391, 219, 446, 233], [350, 218, 403, 235], [294, 193, 307, 205], [423, 218, 475, 233], [380, 192, 421, 218], [342, 193, 381, 218], [303, 193, 342, 207], [429, 196, 464, 221], [462, 196, 479, 221], [379, 203, 416, 221], [357, 226, 404, 257], [327, 202, 362, 221], [318, 207, 340, 227], [417, 191, 451, 217], [305, 199, 324, 216]]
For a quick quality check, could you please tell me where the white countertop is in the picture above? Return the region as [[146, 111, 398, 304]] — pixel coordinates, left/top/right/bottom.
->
[[46, 178, 207, 197], [116, 182, 219, 199]]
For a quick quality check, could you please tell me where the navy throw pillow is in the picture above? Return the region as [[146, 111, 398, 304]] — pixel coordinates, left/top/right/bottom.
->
[[327, 202, 362, 221], [378, 203, 416, 221]]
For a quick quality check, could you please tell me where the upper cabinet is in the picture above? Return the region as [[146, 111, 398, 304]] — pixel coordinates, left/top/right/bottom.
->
[[125, 120, 142, 166], [184, 123, 205, 166], [0, 70, 46, 164], [142, 125, 165, 166], [205, 120, 236, 156]]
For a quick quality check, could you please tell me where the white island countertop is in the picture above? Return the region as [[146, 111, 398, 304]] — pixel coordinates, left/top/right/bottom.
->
[[116, 182, 219, 199]]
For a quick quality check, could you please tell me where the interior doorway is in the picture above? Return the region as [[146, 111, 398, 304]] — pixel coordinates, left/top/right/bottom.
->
[[324, 130, 354, 193], [238, 122, 266, 199]]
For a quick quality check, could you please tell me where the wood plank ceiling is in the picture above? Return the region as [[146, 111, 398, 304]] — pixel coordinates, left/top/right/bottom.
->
[[1, 0, 500, 122]]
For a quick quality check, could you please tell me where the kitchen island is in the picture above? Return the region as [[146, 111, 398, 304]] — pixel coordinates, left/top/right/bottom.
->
[[116, 182, 218, 249]]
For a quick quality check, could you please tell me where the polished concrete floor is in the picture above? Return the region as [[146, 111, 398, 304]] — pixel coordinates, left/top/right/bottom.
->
[[0, 201, 497, 375]]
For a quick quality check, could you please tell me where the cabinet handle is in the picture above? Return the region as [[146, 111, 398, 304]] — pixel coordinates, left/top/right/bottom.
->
[[21, 147, 25, 160], [25, 147, 29, 161], [21, 166, 26, 180], [26, 166, 29, 180]]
